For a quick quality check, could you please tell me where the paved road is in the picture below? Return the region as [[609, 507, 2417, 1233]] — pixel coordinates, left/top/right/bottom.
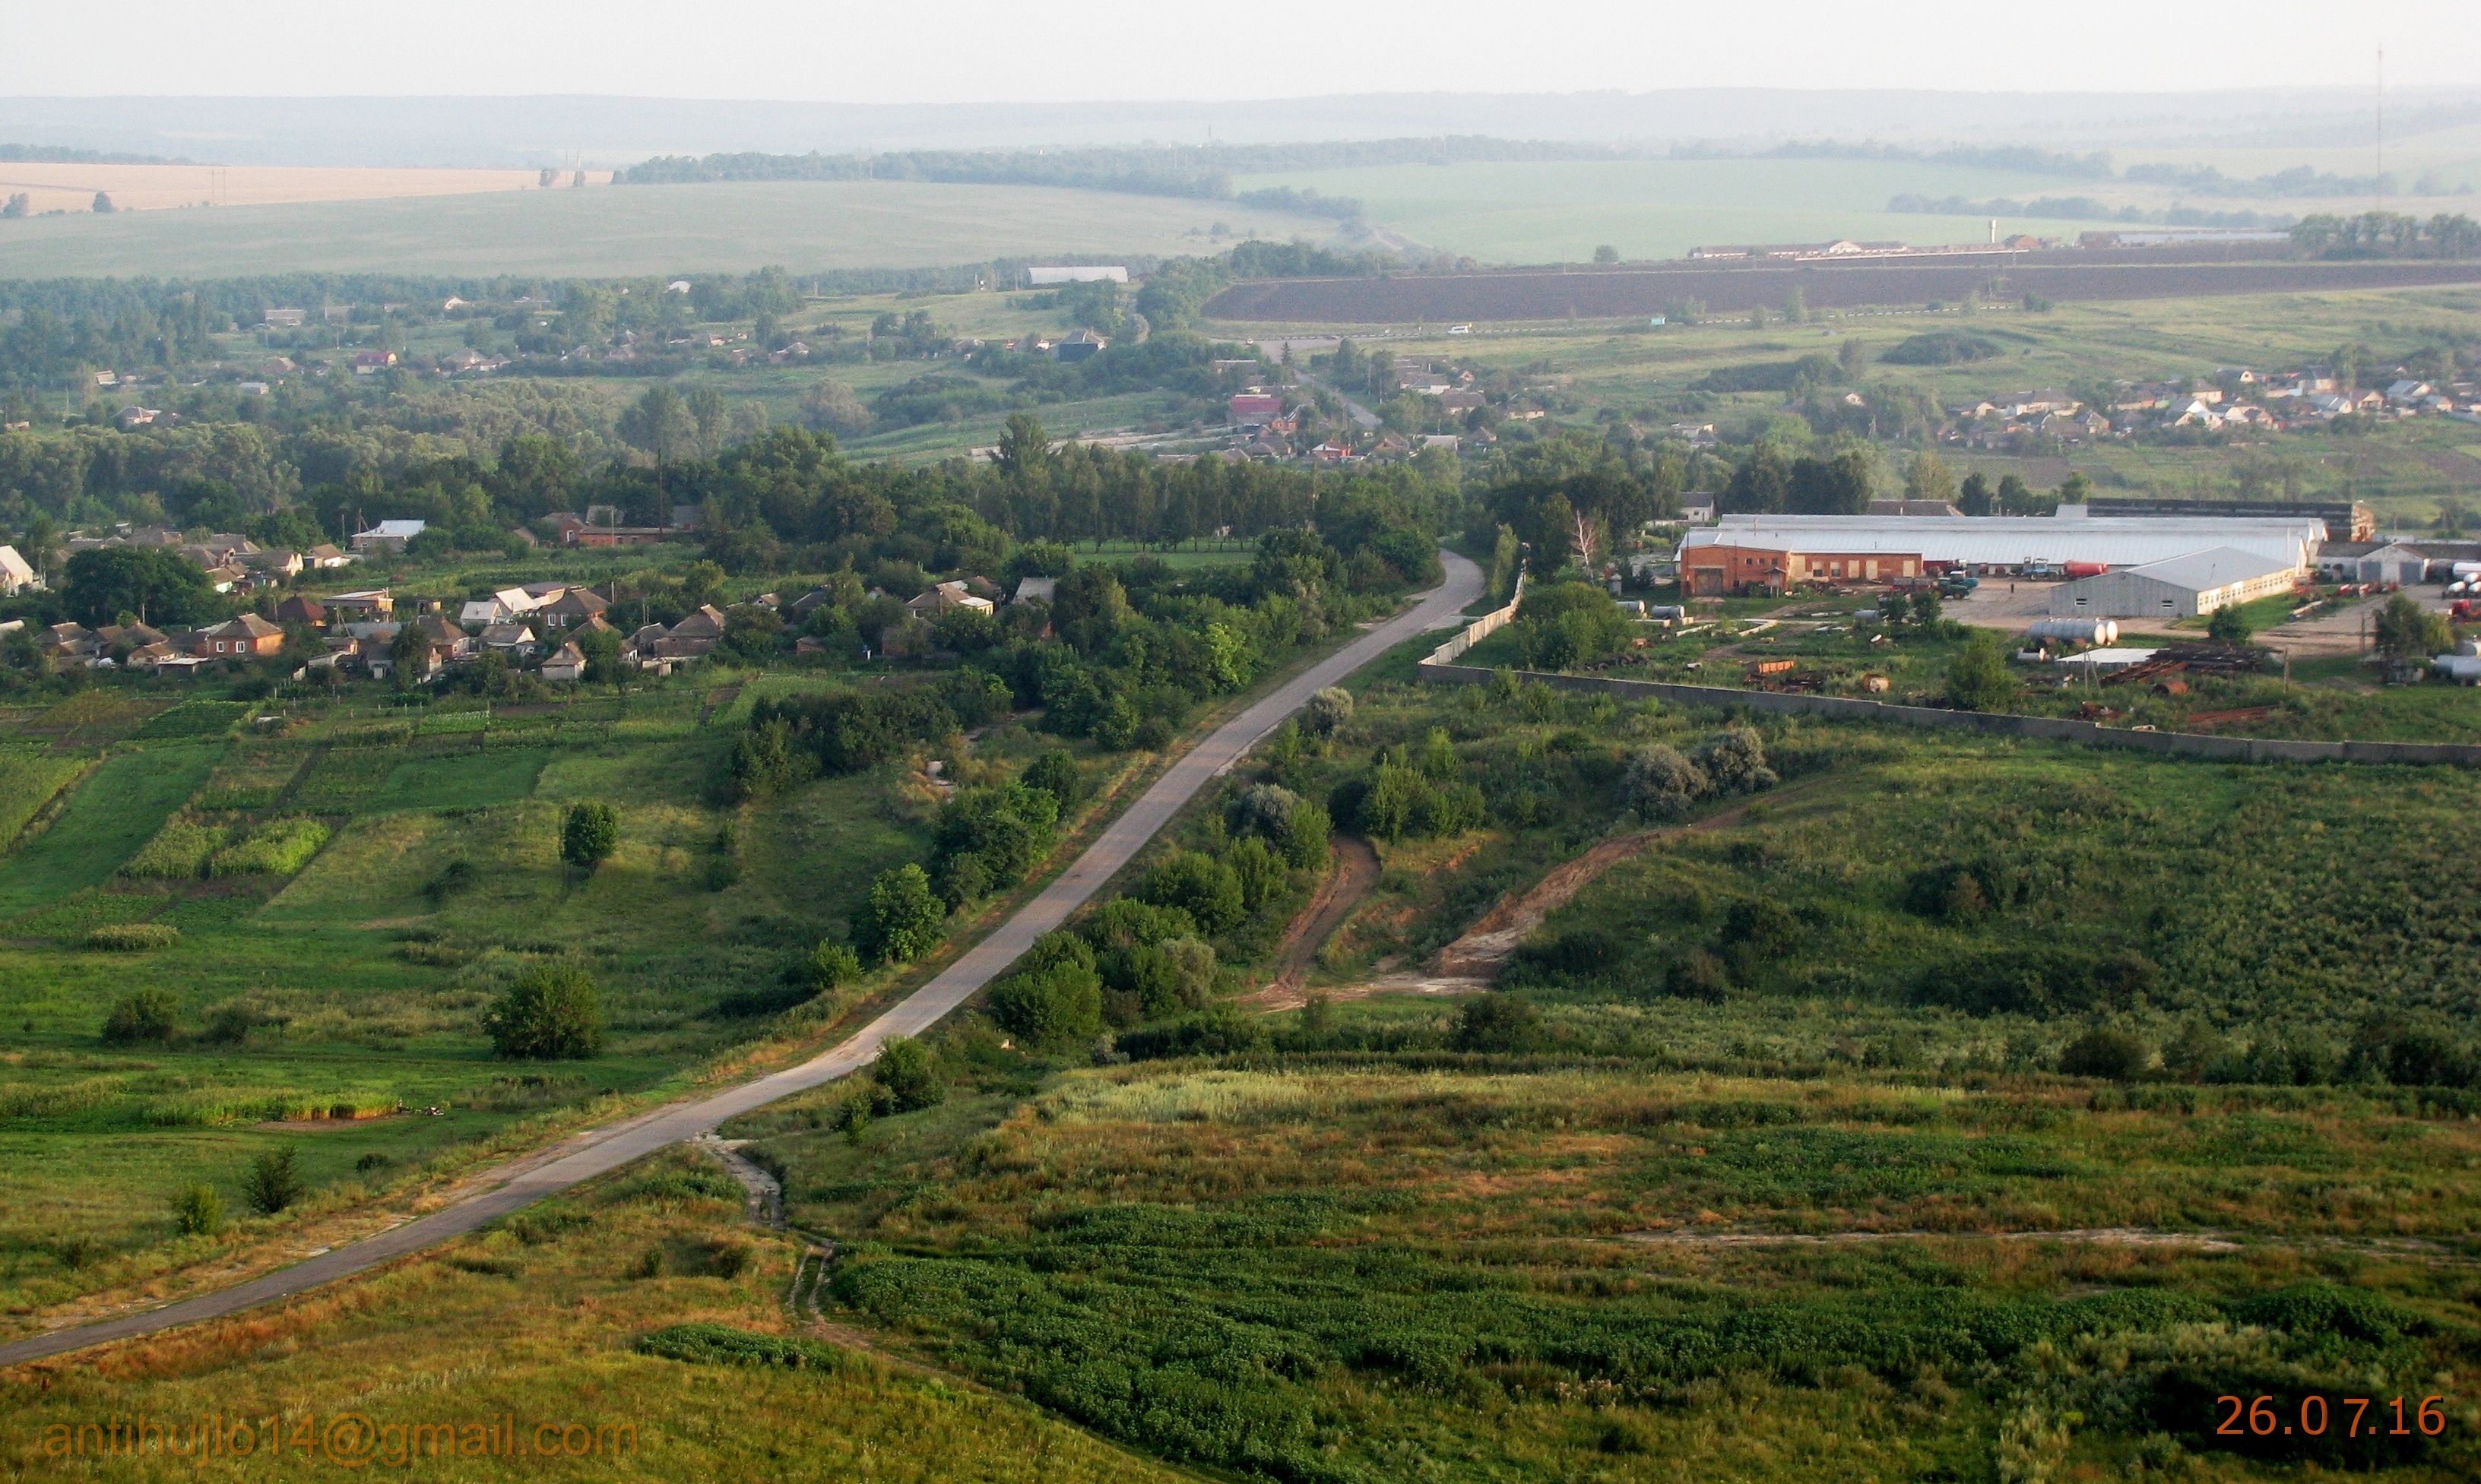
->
[[0, 550, 1485, 1369]]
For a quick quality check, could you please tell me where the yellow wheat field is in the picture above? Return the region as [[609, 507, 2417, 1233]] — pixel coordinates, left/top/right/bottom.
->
[[0, 163, 615, 216]]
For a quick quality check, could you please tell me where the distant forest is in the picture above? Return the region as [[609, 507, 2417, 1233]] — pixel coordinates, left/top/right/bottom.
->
[[0, 143, 184, 166]]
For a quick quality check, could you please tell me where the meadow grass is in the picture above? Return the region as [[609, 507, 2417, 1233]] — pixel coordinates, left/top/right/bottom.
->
[[0, 746, 226, 916], [0, 1146, 1187, 1482], [0, 751, 88, 846]]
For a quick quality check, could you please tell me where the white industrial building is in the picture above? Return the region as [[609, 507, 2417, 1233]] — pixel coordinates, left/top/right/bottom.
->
[[1027, 266, 1128, 285], [1684, 505, 2324, 575], [2046, 546, 2302, 619]]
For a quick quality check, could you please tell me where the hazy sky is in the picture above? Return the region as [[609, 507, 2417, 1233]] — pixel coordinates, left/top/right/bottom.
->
[[5, 0, 2473, 100]]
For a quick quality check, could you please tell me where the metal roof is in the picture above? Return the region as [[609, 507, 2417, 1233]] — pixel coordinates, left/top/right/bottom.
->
[[1684, 511, 2320, 571], [2118, 546, 2300, 590]]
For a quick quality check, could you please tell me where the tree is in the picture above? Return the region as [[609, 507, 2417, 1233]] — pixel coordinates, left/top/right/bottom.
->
[[619, 384, 699, 470], [1022, 750, 1083, 809], [63, 546, 220, 628], [802, 378, 872, 436], [1957, 471, 1995, 516], [243, 1146, 304, 1215], [1838, 337, 1867, 375], [869, 1034, 943, 1112], [995, 413, 1053, 483], [1592, 245, 1620, 264], [854, 864, 946, 965], [2373, 593, 2452, 662], [102, 987, 181, 1045], [92, 191, 115, 214], [1946, 630, 2018, 712], [1905, 451, 1958, 505], [560, 802, 619, 871], [2206, 603, 2254, 644], [483, 963, 607, 1059]]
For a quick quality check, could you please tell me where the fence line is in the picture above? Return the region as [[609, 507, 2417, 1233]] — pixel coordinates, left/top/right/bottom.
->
[[1414, 606, 2481, 769]]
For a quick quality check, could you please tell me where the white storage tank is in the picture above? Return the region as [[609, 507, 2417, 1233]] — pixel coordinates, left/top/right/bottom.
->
[[2026, 618, 2115, 646]]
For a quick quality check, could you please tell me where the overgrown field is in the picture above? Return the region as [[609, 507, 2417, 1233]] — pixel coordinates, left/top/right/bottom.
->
[[686, 674, 2481, 1482], [0, 1146, 1184, 1482], [0, 673, 1120, 1323]]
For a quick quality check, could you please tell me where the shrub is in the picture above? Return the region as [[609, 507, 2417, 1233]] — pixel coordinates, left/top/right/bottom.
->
[[1226, 782, 1302, 840], [986, 959, 1104, 1047], [1451, 993, 1543, 1052], [560, 801, 619, 871], [2059, 1027, 2152, 1081], [1080, 897, 1197, 949], [205, 816, 331, 877], [852, 863, 946, 965], [102, 987, 181, 1043], [482, 963, 607, 1059], [870, 1033, 944, 1112], [637, 1323, 850, 1371], [1946, 631, 2018, 712], [172, 1183, 223, 1236], [1692, 726, 1778, 795], [1136, 850, 1247, 935], [810, 941, 863, 990], [1304, 686, 1354, 737], [243, 1145, 304, 1215], [1622, 745, 1709, 818], [1277, 799, 1332, 869], [424, 857, 479, 905], [2206, 604, 2254, 644], [87, 922, 180, 951], [1227, 836, 1288, 913], [1117, 1007, 1272, 1060]]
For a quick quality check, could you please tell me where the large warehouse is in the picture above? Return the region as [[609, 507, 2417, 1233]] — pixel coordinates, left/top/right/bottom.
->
[[2045, 547, 2302, 619], [1678, 507, 2323, 596]]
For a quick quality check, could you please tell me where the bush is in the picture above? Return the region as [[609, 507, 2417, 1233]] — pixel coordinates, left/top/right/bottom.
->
[[870, 1033, 944, 1112], [1081, 897, 1198, 949], [1450, 993, 1543, 1052], [1879, 330, 2003, 365], [1622, 745, 1708, 818], [482, 963, 607, 1059], [1946, 631, 2018, 712], [1117, 1007, 1271, 1060], [986, 959, 1104, 1047], [2059, 1027, 2152, 1081], [1304, 686, 1354, 737], [560, 801, 619, 871], [87, 922, 179, 951], [1226, 782, 1302, 840], [637, 1322, 850, 1372], [1136, 850, 1247, 935], [172, 1183, 223, 1236], [102, 987, 181, 1043], [1692, 726, 1778, 794], [1277, 799, 1332, 869], [810, 941, 863, 990], [2206, 604, 2254, 644], [243, 1145, 304, 1215], [853, 863, 946, 965], [1227, 836, 1288, 913]]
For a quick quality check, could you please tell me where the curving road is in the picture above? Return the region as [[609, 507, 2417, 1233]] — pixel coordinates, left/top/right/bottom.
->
[[0, 549, 1484, 1368]]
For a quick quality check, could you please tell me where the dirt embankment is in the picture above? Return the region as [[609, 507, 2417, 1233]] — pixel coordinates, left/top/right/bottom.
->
[[1247, 791, 1799, 1012]]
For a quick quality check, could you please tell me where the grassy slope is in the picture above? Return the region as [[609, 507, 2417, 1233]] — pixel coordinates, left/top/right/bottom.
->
[[0, 745, 227, 917], [0, 180, 1348, 279]]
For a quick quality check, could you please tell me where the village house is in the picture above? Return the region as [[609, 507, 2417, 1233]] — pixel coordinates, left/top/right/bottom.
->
[[0, 544, 37, 595], [540, 641, 588, 683], [192, 613, 286, 660], [350, 520, 426, 555]]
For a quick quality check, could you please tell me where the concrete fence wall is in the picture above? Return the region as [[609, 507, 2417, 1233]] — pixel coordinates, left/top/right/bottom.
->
[[1414, 607, 2481, 768], [1424, 568, 1525, 667]]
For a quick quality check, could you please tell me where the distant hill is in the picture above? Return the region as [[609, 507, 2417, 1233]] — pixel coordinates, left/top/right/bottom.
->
[[0, 88, 2475, 169]]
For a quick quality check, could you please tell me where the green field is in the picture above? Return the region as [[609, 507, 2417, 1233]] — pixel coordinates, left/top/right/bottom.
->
[[0, 179, 1351, 280], [0, 745, 225, 916], [1230, 159, 2146, 264]]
